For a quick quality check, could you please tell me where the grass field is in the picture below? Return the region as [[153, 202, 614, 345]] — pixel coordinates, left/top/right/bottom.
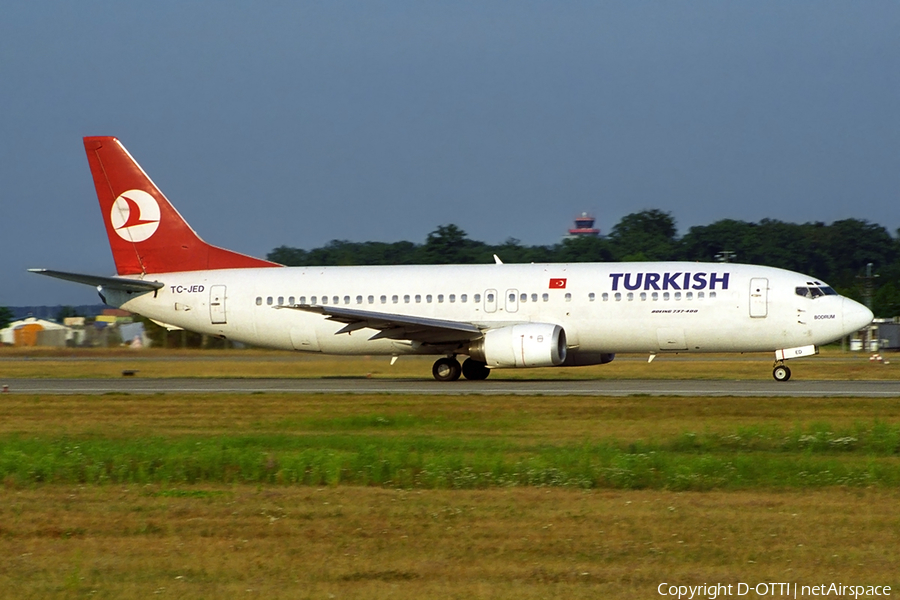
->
[[0, 383, 898, 598], [0, 346, 896, 380]]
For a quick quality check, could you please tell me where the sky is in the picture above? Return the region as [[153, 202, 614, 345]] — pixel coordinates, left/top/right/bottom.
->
[[2, 1, 898, 307]]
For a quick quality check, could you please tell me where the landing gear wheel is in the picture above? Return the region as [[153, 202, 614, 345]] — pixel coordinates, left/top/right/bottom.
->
[[432, 357, 462, 381], [462, 358, 490, 380], [773, 365, 792, 382]]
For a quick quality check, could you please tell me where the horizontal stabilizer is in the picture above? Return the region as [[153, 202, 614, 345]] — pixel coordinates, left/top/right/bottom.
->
[[28, 269, 164, 293]]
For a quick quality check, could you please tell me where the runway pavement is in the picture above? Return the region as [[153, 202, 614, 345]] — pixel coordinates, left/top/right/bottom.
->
[[2, 378, 898, 397]]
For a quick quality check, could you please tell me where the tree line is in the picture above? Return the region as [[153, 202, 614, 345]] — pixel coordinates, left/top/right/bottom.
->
[[268, 209, 900, 317]]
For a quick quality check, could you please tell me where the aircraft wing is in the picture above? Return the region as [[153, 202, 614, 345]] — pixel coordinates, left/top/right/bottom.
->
[[29, 269, 164, 293], [278, 304, 484, 344]]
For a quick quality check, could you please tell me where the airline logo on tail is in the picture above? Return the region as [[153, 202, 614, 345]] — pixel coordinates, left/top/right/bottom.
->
[[111, 190, 160, 242]]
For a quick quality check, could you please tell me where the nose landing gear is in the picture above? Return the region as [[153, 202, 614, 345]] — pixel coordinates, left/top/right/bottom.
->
[[773, 363, 792, 382], [771, 345, 816, 381]]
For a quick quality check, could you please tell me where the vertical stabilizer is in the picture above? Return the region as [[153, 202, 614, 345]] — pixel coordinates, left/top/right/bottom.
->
[[84, 136, 281, 275]]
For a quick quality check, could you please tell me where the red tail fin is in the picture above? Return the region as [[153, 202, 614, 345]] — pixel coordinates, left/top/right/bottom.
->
[[84, 136, 281, 275]]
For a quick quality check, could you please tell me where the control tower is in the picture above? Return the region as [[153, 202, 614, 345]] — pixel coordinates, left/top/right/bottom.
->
[[567, 212, 600, 237]]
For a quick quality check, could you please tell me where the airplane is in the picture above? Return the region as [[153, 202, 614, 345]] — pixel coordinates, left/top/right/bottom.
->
[[31, 136, 874, 382]]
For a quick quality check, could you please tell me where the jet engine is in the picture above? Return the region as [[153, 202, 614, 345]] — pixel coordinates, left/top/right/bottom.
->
[[468, 323, 567, 368]]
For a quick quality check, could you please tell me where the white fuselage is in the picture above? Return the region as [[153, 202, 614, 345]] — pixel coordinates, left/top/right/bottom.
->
[[107, 261, 869, 364]]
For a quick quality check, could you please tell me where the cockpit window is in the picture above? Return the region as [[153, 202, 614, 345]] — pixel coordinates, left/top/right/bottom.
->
[[796, 285, 837, 299]]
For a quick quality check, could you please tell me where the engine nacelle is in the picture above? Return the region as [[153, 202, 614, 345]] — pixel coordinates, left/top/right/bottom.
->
[[468, 323, 567, 368], [561, 351, 615, 366]]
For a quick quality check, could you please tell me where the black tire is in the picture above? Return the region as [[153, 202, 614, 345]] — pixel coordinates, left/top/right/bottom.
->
[[773, 365, 791, 382], [462, 358, 490, 380], [432, 357, 462, 381]]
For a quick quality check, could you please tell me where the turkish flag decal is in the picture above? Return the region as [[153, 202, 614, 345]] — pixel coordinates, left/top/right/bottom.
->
[[549, 278, 567, 289]]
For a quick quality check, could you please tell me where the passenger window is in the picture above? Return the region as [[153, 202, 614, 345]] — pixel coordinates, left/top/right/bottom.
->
[[615, 292, 622, 301], [299, 296, 306, 304], [392, 295, 398, 304], [267, 296, 273, 306], [652, 292, 659, 301], [449, 294, 456, 303], [602, 293, 609, 301], [438, 294, 444, 303], [310, 296, 317, 304], [333, 296, 339, 305], [288, 296, 295, 305], [367, 295, 374, 304], [627, 292, 634, 301], [343, 296, 350, 304], [519, 293, 526, 302], [531, 293, 538, 302], [404, 295, 410, 303], [256, 297, 262, 306], [674, 292, 681, 300], [509, 293, 516, 302], [565, 293, 572, 302], [710, 292, 717, 299], [461, 294, 467, 303], [427, 294, 433, 303], [278, 296, 285, 306], [589, 292, 595, 302], [542, 293, 549, 302], [322, 296, 328, 305], [686, 292, 692, 300], [474, 294, 481, 303], [356, 295, 363, 304], [663, 292, 670, 301], [487, 293, 494, 302], [415, 294, 422, 303], [640, 292, 647, 301], [380, 295, 387, 304]]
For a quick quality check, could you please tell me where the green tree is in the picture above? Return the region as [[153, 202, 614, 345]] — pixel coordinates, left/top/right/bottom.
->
[[55, 306, 80, 322], [419, 224, 488, 264], [554, 235, 614, 263], [0, 306, 13, 330], [679, 219, 755, 262], [608, 209, 677, 261], [267, 245, 307, 266]]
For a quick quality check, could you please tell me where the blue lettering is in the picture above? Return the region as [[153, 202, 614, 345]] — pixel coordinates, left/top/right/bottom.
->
[[609, 273, 624, 291], [710, 272, 730, 290], [662, 272, 682, 290], [612, 271, 731, 292], [623, 273, 643, 291]]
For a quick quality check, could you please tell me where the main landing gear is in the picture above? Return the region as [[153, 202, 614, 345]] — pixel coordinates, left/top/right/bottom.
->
[[431, 356, 491, 381], [772, 363, 792, 382]]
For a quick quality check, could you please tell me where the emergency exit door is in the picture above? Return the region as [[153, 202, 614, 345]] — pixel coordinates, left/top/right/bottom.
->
[[210, 285, 227, 324], [749, 278, 768, 318]]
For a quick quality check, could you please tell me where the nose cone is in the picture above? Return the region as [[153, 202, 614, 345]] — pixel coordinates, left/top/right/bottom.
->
[[842, 297, 874, 334]]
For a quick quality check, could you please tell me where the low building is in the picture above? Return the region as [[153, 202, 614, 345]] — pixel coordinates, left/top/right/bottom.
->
[[0, 317, 71, 347]]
